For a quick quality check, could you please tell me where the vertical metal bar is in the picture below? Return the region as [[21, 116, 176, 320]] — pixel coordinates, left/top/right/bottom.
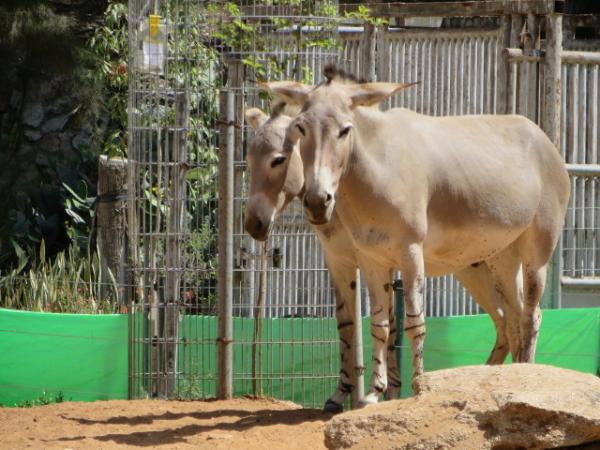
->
[[588, 67, 599, 275], [217, 88, 235, 399], [164, 92, 187, 396], [351, 268, 364, 409], [393, 278, 404, 394]]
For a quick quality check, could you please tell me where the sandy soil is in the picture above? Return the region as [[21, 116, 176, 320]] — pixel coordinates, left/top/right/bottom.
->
[[0, 398, 334, 450]]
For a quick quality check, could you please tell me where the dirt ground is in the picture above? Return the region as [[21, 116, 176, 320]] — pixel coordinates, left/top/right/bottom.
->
[[0, 398, 334, 450]]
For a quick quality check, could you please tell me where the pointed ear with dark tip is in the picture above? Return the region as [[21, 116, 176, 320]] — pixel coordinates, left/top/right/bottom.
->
[[259, 81, 311, 106], [245, 107, 269, 130], [348, 82, 419, 109]]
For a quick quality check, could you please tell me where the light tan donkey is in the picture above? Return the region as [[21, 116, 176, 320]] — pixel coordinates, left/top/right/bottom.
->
[[244, 102, 401, 411], [243, 88, 535, 406], [264, 67, 570, 403]]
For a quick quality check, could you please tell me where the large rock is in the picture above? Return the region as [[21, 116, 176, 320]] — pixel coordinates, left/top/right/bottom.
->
[[324, 364, 600, 450], [21, 102, 44, 127]]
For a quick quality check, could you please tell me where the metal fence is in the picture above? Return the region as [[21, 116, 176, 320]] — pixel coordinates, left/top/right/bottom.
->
[[127, 0, 345, 406], [504, 46, 600, 304], [127, 0, 221, 399], [127, 1, 600, 404]]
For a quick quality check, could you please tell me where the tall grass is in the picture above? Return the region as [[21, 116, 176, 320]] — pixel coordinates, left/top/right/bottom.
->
[[0, 241, 119, 314]]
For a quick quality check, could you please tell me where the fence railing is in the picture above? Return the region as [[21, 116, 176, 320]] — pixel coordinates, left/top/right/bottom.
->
[[504, 46, 600, 297]]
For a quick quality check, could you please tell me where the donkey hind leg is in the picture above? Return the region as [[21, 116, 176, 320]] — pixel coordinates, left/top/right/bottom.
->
[[454, 264, 510, 365], [519, 263, 546, 362], [323, 258, 358, 413], [359, 262, 393, 407], [517, 222, 557, 363], [384, 270, 401, 400], [486, 245, 525, 361]]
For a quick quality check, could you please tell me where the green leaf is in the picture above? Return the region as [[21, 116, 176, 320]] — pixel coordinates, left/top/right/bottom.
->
[[185, 167, 205, 181]]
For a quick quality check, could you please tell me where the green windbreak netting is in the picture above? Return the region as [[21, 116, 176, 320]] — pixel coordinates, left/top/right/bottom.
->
[[229, 316, 351, 407], [2, 307, 599, 407], [0, 308, 128, 406], [398, 308, 600, 397]]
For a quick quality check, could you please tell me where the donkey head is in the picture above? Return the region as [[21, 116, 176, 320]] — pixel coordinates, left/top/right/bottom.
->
[[243, 96, 307, 241], [264, 69, 416, 224]]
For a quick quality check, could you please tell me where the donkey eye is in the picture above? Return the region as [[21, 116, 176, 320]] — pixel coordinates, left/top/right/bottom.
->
[[296, 124, 306, 136], [338, 125, 352, 138], [271, 156, 287, 168]]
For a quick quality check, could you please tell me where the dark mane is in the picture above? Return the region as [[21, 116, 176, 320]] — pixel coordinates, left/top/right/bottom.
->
[[323, 64, 367, 84]]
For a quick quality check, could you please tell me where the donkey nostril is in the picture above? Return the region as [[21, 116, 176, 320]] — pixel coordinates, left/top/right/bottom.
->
[[303, 196, 310, 208], [325, 193, 332, 204], [255, 218, 263, 232]]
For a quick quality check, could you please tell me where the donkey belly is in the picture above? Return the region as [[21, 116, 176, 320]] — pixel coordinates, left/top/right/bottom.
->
[[423, 220, 529, 276]]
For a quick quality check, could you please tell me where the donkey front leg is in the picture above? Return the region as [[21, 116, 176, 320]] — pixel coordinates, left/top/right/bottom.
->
[[399, 243, 426, 389], [360, 261, 394, 406], [322, 256, 359, 413]]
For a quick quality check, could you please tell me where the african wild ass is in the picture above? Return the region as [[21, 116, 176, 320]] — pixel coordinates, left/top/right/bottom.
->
[[264, 68, 569, 396], [242, 82, 536, 406], [244, 102, 400, 412]]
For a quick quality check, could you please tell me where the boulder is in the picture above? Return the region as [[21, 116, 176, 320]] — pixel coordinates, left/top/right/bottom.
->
[[324, 364, 600, 450], [22, 102, 44, 128], [24, 128, 43, 142], [41, 112, 72, 134]]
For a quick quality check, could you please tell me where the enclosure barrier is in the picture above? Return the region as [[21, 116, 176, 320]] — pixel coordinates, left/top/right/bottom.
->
[[123, 0, 600, 404], [0, 308, 127, 406], [3, 307, 599, 407]]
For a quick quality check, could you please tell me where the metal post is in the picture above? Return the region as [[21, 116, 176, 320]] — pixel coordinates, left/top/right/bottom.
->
[[164, 92, 187, 396], [541, 11, 563, 309], [217, 89, 235, 399], [393, 278, 404, 392], [351, 268, 364, 408]]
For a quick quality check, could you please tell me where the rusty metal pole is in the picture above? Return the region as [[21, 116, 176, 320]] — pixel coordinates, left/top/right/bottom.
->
[[217, 88, 235, 399], [351, 268, 364, 408]]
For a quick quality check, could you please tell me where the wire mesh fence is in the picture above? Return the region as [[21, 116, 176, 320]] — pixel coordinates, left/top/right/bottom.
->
[[563, 173, 600, 279], [127, 0, 342, 406], [124, 1, 600, 406], [127, 0, 222, 399]]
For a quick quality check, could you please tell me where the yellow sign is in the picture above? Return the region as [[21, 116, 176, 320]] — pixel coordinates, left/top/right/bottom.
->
[[149, 14, 161, 38]]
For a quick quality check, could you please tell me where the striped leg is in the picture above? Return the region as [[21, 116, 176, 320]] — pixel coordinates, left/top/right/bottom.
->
[[322, 257, 358, 413], [360, 262, 393, 406], [384, 297, 402, 400], [455, 264, 511, 365], [520, 264, 545, 362], [400, 243, 426, 390]]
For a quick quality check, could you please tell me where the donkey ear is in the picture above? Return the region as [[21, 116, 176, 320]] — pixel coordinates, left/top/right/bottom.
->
[[245, 107, 269, 130], [260, 81, 310, 106], [348, 82, 419, 109]]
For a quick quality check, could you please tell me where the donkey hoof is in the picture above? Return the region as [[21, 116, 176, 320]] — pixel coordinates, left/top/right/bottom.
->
[[323, 399, 344, 413], [357, 393, 379, 408]]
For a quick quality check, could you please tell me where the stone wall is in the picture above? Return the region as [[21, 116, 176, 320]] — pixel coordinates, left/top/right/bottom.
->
[[0, 2, 108, 264]]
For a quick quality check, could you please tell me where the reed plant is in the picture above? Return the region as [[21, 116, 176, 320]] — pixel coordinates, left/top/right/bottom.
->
[[0, 241, 119, 314]]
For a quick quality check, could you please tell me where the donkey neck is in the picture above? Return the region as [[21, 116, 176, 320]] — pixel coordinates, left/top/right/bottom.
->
[[340, 107, 420, 199]]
